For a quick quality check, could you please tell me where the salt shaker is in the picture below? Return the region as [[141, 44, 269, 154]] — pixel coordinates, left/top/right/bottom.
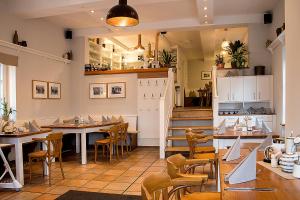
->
[[271, 154, 278, 168]]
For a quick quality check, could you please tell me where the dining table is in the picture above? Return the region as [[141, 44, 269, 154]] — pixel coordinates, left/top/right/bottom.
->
[[42, 121, 119, 165], [0, 129, 52, 185], [218, 146, 300, 200]]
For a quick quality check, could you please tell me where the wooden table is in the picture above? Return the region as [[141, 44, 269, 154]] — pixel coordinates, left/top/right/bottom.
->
[[219, 147, 300, 200], [42, 122, 118, 165], [213, 130, 280, 152], [0, 129, 52, 185]]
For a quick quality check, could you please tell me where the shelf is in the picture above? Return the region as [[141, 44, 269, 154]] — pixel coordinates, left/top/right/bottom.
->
[[0, 40, 71, 64], [85, 68, 169, 78], [268, 31, 285, 54], [217, 67, 250, 70]]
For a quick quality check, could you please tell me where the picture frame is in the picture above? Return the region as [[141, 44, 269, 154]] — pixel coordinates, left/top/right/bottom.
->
[[107, 82, 126, 98], [89, 83, 107, 99], [32, 80, 48, 99], [48, 82, 61, 99], [201, 71, 212, 80]]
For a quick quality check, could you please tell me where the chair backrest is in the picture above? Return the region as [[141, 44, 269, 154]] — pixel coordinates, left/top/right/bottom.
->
[[185, 129, 206, 158], [166, 154, 186, 179], [46, 132, 63, 158], [141, 173, 171, 200], [108, 125, 120, 142], [119, 122, 129, 139]]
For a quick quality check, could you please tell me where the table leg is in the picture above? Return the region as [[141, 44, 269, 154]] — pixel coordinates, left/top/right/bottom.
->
[[76, 133, 80, 153], [81, 130, 87, 164], [15, 142, 24, 185], [42, 142, 49, 176]]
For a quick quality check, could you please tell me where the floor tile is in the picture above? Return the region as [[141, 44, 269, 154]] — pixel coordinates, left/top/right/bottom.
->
[[104, 182, 131, 191], [82, 180, 109, 189], [47, 186, 77, 195], [76, 173, 99, 180], [34, 193, 59, 200]]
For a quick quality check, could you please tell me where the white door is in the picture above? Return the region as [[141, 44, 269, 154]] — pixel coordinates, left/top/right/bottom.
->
[[230, 77, 244, 102], [257, 76, 272, 101], [244, 76, 257, 102], [217, 77, 231, 102]]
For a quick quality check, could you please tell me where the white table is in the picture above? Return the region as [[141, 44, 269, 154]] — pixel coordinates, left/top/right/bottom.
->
[[0, 129, 52, 185], [42, 122, 117, 165]]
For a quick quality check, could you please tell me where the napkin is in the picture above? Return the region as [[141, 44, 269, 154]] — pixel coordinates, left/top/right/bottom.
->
[[53, 118, 60, 125], [29, 121, 40, 132], [222, 136, 241, 161], [262, 121, 271, 133], [88, 116, 96, 124]]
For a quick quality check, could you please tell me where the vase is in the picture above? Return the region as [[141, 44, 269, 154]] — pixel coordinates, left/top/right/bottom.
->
[[2, 116, 9, 122], [231, 62, 237, 69], [13, 31, 19, 44], [217, 63, 225, 69]]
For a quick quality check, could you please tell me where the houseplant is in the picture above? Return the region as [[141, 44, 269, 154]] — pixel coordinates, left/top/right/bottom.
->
[[225, 40, 248, 68], [161, 49, 176, 68], [215, 54, 225, 69], [1, 98, 15, 121]]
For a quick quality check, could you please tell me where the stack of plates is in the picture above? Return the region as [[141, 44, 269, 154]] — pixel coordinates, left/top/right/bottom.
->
[[279, 153, 299, 173]]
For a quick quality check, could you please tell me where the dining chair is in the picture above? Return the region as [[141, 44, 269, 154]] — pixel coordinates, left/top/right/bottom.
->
[[119, 123, 129, 156], [141, 173, 220, 200], [94, 125, 120, 162], [185, 130, 218, 184], [28, 132, 64, 185]]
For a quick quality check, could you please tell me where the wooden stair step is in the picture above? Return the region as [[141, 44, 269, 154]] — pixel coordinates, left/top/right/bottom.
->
[[168, 126, 215, 131], [171, 117, 213, 121], [166, 135, 186, 141]]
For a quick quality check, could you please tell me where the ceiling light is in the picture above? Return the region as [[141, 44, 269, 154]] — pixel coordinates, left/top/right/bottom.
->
[[221, 40, 230, 50], [100, 17, 104, 21], [204, 14, 208, 18], [90, 10, 95, 14], [134, 34, 145, 52], [204, 21, 208, 24], [204, 7, 207, 10], [106, 0, 139, 27]]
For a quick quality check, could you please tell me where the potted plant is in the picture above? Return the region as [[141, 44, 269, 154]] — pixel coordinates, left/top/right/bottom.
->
[[215, 54, 225, 69], [1, 98, 15, 121], [161, 49, 176, 68], [225, 40, 248, 68]]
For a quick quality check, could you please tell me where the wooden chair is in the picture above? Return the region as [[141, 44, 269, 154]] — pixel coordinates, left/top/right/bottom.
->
[[119, 123, 129, 156], [28, 132, 64, 185], [94, 125, 120, 162], [141, 173, 220, 200], [185, 130, 218, 185]]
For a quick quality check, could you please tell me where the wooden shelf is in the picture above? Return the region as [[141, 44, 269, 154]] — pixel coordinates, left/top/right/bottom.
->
[[217, 67, 250, 70], [85, 68, 169, 78]]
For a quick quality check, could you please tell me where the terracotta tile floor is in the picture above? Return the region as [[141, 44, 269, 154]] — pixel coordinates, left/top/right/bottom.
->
[[0, 147, 216, 200]]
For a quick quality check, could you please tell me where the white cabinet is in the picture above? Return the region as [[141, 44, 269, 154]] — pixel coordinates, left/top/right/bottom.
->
[[217, 77, 231, 102], [243, 76, 257, 102], [230, 77, 244, 102], [257, 76, 272, 101], [218, 76, 273, 103]]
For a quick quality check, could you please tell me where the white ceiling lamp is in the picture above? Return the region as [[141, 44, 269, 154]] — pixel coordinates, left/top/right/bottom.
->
[[133, 34, 145, 52], [221, 28, 229, 50]]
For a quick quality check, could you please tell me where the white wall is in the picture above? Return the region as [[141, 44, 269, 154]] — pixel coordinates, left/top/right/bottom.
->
[[269, 0, 285, 40], [0, 12, 72, 121], [187, 59, 214, 94], [285, 0, 300, 136], [70, 37, 138, 116]]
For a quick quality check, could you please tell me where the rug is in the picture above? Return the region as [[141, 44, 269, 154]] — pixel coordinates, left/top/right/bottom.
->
[[56, 190, 141, 200]]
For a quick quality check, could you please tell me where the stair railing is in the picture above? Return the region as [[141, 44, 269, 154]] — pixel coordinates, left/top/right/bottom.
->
[[159, 69, 175, 159]]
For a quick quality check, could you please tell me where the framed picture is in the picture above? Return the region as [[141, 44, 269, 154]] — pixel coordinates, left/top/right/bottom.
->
[[201, 71, 212, 80], [90, 83, 107, 99], [32, 80, 48, 99], [48, 82, 61, 99], [108, 82, 126, 98]]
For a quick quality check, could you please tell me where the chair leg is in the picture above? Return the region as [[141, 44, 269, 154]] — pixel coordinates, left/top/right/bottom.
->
[[48, 162, 51, 186], [29, 157, 32, 183], [41, 159, 44, 177], [116, 143, 119, 160], [109, 144, 113, 162], [59, 157, 65, 179], [94, 144, 98, 163], [102, 144, 106, 159], [121, 141, 124, 157]]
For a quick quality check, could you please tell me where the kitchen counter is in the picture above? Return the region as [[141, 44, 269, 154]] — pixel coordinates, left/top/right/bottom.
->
[[218, 113, 275, 116]]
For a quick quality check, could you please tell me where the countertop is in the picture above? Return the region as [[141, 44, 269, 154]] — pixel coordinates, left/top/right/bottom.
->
[[213, 130, 280, 139]]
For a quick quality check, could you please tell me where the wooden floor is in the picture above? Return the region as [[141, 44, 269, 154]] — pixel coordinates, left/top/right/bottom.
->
[[0, 147, 216, 200]]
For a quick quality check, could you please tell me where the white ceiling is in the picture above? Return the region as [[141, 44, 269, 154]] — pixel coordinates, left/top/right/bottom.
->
[[3, 0, 279, 33]]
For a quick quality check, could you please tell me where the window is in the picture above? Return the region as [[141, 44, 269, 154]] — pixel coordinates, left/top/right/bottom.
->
[[0, 63, 16, 120]]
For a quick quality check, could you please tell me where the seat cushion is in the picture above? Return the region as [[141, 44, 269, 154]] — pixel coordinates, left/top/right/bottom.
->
[[95, 138, 110, 144], [193, 153, 216, 160], [29, 150, 47, 158], [195, 146, 215, 153], [181, 192, 220, 200]]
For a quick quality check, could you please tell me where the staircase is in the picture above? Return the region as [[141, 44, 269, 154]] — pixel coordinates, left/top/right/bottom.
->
[[165, 107, 214, 155]]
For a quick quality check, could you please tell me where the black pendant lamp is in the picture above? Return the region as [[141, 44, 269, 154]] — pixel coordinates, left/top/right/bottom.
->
[[106, 0, 139, 27]]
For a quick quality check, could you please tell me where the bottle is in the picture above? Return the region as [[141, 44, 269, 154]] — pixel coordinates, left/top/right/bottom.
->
[[271, 154, 278, 168], [13, 31, 19, 44]]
